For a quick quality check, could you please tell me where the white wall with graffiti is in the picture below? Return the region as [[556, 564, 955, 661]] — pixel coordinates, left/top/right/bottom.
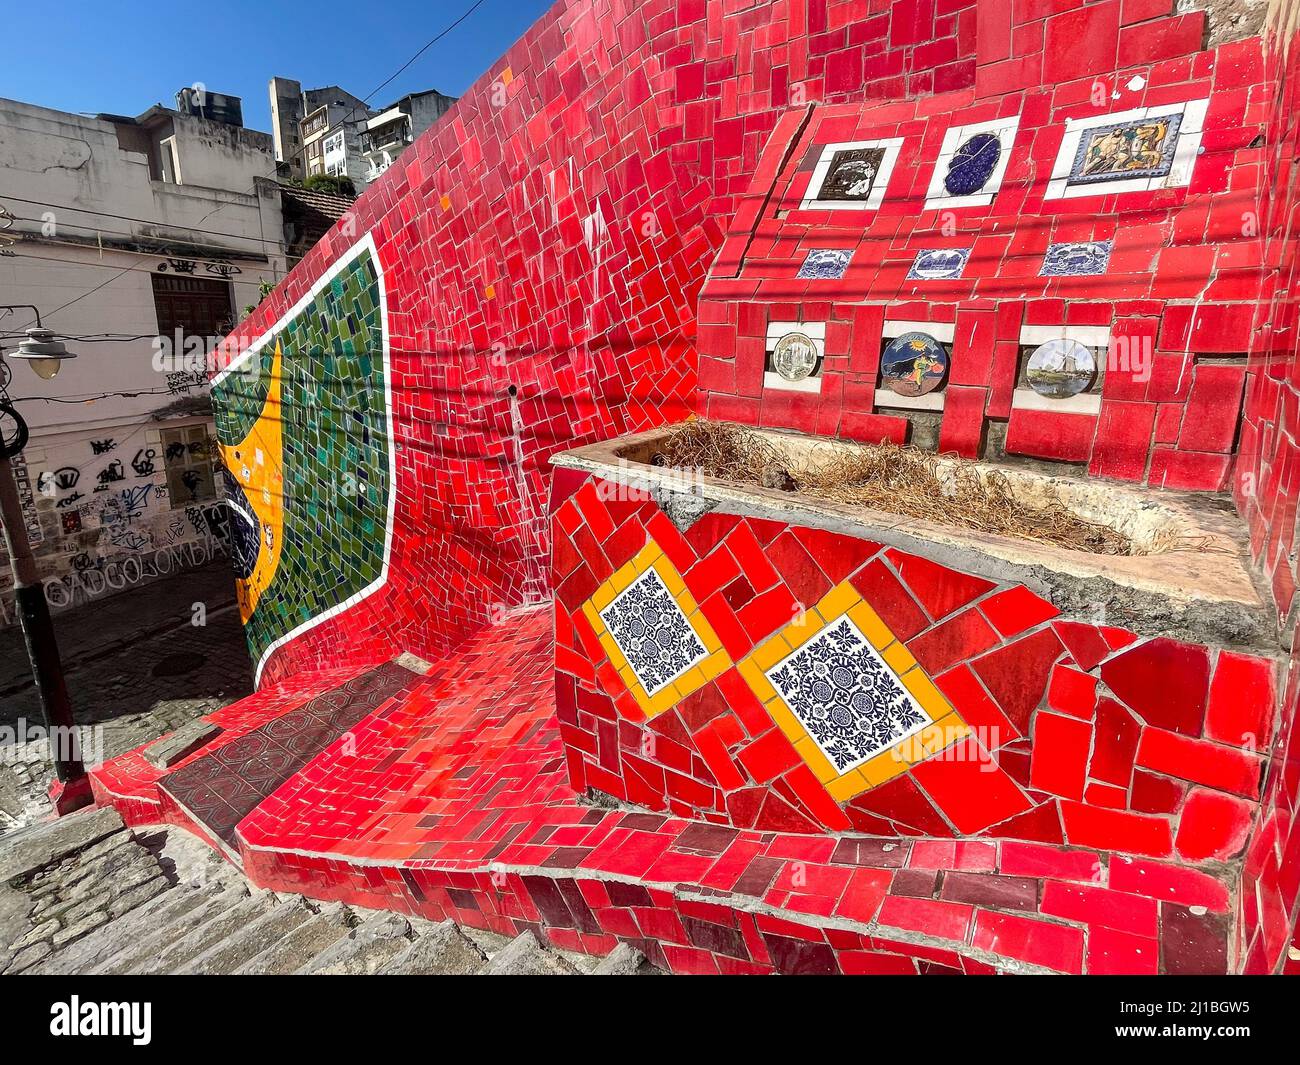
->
[[0, 414, 231, 626]]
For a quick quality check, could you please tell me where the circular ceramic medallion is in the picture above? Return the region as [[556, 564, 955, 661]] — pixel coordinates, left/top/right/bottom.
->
[[880, 332, 949, 397], [771, 331, 819, 383], [1026, 339, 1097, 398], [944, 132, 1001, 196]]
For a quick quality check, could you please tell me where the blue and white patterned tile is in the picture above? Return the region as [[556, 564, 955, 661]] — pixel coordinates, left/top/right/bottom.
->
[[765, 616, 931, 773], [797, 248, 853, 279], [599, 567, 706, 695], [1040, 240, 1113, 277], [907, 248, 971, 281]]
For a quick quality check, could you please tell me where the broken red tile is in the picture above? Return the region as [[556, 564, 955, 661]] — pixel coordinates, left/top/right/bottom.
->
[[832, 867, 893, 924], [935, 664, 1017, 739], [847, 773, 954, 836], [1101, 637, 1211, 735], [790, 526, 879, 584], [1174, 787, 1255, 861], [1089, 696, 1142, 788], [979, 585, 1059, 638], [1052, 621, 1113, 671], [972, 910, 1085, 973], [1130, 773, 1186, 822], [1161, 903, 1230, 975], [971, 627, 1065, 733], [909, 840, 997, 871], [1087, 927, 1160, 975], [912, 738, 1034, 834], [1046, 663, 1098, 719], [980, 801, 1065, 845], [1135, 727, 1262, 798], [885, 550, 996, 620], [849, 559, 930, 641], [877, 895, 973, 943], [1060, 801, 1174, 858], [1107, 857, 1231, 911], [908, 607, 1001, 675], [1041, 881, 1159, 938], [940, 872, 1039, 911], [1030, 712, 1092, 800], [1203, 650, 1276, 748], [999, 841, 1104, 883]]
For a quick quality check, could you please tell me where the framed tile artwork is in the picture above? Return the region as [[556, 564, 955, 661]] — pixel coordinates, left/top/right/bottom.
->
[[800, 138, 905, 211]]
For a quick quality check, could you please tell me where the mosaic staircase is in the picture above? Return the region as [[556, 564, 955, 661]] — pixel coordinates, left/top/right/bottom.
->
[[3, 808, 655, 976]]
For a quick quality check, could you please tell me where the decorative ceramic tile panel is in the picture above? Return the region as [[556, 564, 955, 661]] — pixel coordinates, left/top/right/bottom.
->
[[797, 248, 853, 279], [908, 248, 971, 280], [1040, 240, 1113, 276], [599, 567, 707, 696], [1045, 100, 1208, 199], [738, 579, 969, 802], [582, 541, 730, 717], [800, 138, 905, 211], [924, 115, 1020, 210], [766, 615, 931, 772]]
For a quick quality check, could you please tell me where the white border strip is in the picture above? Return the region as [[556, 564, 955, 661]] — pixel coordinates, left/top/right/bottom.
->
[[215, 233, 396, 688]]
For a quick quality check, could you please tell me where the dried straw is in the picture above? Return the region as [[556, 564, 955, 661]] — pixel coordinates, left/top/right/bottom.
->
[[657, 420, 1138, 556]]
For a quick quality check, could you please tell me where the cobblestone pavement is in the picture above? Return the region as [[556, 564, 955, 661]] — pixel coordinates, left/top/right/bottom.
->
[[0, 562, 254, 832]]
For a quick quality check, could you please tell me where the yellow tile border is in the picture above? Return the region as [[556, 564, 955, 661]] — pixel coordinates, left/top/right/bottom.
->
[[736, 576, 969, 803], [580, 539, 731, 719]]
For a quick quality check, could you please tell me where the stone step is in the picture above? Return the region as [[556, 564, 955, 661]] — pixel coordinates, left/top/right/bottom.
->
[[135, 895, 271, 974], [93, 887, 249, 974], [296, 912, 413, 975], [379, 920, 488, 975], [591, 942, 655, 975], [479, 930, 580, 975], [27, 882, 217, 975], [178, 896, 315, 975], [235, 903, 353, 974]]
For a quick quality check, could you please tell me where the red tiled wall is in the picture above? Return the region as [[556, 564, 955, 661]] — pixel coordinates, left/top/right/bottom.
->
[[1232, 0, 1300, 977], [697, 2, 1266, 488], [216, 0, 977, 685], [552, 473, 1275, 862]]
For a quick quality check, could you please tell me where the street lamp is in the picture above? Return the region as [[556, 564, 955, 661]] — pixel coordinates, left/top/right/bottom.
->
[[0, 305, 91, 814]]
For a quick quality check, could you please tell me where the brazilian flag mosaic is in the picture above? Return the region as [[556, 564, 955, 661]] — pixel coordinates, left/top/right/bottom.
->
[[213, 243, 391, 675]]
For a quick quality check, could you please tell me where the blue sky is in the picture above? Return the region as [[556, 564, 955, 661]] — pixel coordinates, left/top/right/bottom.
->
[[0, 0, 555, 132]]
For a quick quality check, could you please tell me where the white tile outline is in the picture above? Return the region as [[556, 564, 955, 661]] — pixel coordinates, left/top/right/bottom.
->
[[213, 232, 397, 688], [764, 614, 932, 773], [1044, 99, 1209, 200], [799, 138, 905, 212], [764, 321, 826, 393], [924, 114, 1021, 210]]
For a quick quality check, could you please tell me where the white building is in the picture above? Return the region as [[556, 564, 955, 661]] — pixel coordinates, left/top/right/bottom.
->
[[269, 78, 455, 190], [0, 94, 290, 626], [360, 90, 456, 183]]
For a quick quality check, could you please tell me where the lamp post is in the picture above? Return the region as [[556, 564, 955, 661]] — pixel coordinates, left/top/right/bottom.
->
[[0, 305, 91, 815]]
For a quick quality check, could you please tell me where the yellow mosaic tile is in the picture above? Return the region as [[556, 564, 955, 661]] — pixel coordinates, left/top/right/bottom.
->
[[581, 539, 731, 719], [736, 576, 969, 803]]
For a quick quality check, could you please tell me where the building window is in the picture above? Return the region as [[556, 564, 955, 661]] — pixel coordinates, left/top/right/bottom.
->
[[152, 274, 235, 343], [324, 131, 345, 155], [161, 425, 216, 506]]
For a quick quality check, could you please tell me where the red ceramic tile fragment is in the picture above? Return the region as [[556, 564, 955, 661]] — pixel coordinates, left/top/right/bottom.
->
[[979, 585, 1059, 638], [1174, 787, 1255, 861], [849, 559, 930, 641], [1100, 638, 1211, 735], [1052, 621, 1114, 671], [1040, 881, 1159, 938], [1087, 927, 1160, 975], [970, 627, 1065, 733], [911, 738, 1033, 834], [1203, 650, 1275, 748], [1089, 697, 1141, 788], [885, 550, 996, 620], [877, 895, 973, 944], [972, 910, 1085, 973], [1060, 801, 1174, 858], [1046, 664, 1098, 719], [1134, 727, 1262, 798], [908, 607, 1001, 675], [1030, 712, 1092, 800]]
